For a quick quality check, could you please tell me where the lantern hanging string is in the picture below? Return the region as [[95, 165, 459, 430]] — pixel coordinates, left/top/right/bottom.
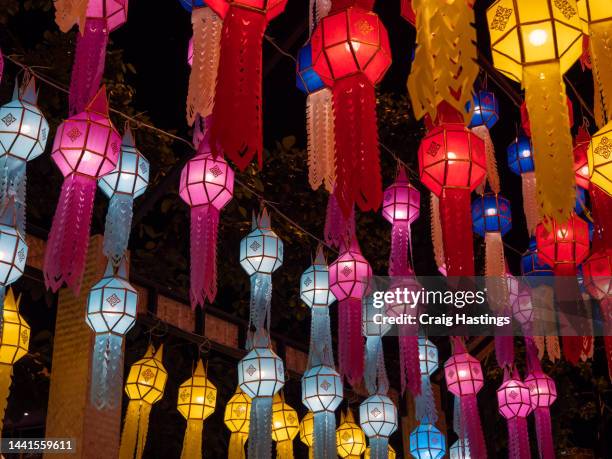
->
[[4, 56, 528, 260]]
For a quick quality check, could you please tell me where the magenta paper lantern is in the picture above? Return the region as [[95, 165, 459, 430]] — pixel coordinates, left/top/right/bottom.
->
[[329, 239, 372, 301], [497, 379, 532, 419], [179, 145, 234, 307], [44, 87, 120, 295], [382, 168, 420, 225], [445, 352, 483, 397], [506, 274, 533, 328], [524, 371, 557, 409]]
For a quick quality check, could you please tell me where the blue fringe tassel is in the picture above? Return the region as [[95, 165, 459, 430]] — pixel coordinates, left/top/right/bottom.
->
[[248, 396, 273, 459], [313, 411, 336, 459], [91, 333, 123, 410], [369, 436, 389, 459], [103, 193, 134, 265]]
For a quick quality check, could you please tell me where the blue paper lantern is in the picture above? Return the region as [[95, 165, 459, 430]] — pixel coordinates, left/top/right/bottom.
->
[[296, 43, 325, 94], [471, 193, 512, 237], [240, 210, 283, 275], [574, 187, 586, 215], [521, 237, 553, 277], [507, 135, 534, 175], [300, 250, 335, 307], [468, 90, 499, 129], [0, 200, 27, 288], [302, 365, 343, 412], [418, 338, 438, 376], [359, 394, 397, 438], [410, 422, 446, 459]]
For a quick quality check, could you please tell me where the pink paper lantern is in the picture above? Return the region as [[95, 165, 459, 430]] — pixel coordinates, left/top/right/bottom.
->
[[507, 274, 533, 327], [86, 0, 128, 32], [329, 239, 372, 301], [444, 352, 483, 396], [179, 151, 234, 210], [497, 379, 532, 419], [524, 371, 557, 409], [382, 168, 420, 225]]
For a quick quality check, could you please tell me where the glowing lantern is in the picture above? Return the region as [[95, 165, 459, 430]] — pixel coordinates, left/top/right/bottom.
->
[[418, 106, 486, 276], [507, 135, 538, 234], [365, 445, 396, 459], [180, 141, 234, 307], [469, 90, 501, 194], [359, 395, 397, 459], [224, 387, 251, 459], [409, 423, 446, 459], [329, 237, 372, 384], [185, 1, 222, 123], [120, 345, 167, 459], [587, 120, 612, 194], [0, 199, 27, 307], [536, 214, 590, 276], [336, 410, 366, 458], [444, 339, 486, 459], [488, 0, 583, 222], [297, 43, 335, 193], [44, 87, 120, 294], [271, 393, 299, 458], [238, 346, 285, 459], [99, 128, 149, 265], [507, 273, 534, 331], [207, 0, 288, 170], [0, 75, 49, 233], [63, 0, 128, 114], [311, 1, 392, 215], [450, 439, 471, 459], [522, 237, 554, 279], [298, 411, 314, 458], [177, 360, 217, 459], [573, 125, 591, 189], [497, 374, 533, 459], [86, 259, 137, 409], [0, 289, 30, 434]]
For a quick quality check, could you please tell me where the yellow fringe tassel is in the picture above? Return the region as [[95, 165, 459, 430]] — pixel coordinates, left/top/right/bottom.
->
[[472, 125, 500, 193], [229, 432, 248, 459], [54, 0, 88, 33], [186, 7, 222, 124], [521, 172, 539, 235], [119, 401, 153, 459], [533, 335, 546, 360], [181, 420, 204, 459], [276, 439, 294, 459], [524, 63, 576, 223], [430, 193, 446, 274], [307, 88, 336, 193], [0, 364, 13, 438], [590, 21, 612, 125], [408, 0, 479, 122], [484, 232, 507, 312]]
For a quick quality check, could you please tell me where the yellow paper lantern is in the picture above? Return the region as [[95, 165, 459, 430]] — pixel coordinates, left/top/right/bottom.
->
[[577, 0, 612, 126], [587, 120, 612, 194], [365, 444, 396, 459], [488, 0, 583, 222], [224, 387, 251, 459], [177, 360, 216, 459], [299, 411, 314, 459], [336, 409, 366, 458], [0, 289, 29, 436], [119, 345, 167, 459], [271, 393, 299, 459]]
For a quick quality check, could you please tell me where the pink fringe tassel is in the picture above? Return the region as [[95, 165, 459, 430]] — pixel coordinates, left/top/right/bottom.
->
[[534, 408, 555, 459], [69, 18, 108, 114], [461, 395, 487, 459], [399, 335, 421, 395], [44, 175, 97, 294], [494, 335, 515, 368], [190, 205, 220, 308], [324, 193, 354, 249], [338, 297, 363, 386]]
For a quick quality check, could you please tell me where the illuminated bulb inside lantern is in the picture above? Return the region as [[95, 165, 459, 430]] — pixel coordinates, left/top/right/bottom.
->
[[21, 124, 31, 134], [581, 166, 589, 176], [447, 152, 457, 160], [486, 208, 497, 216], [458, 369, 468, 378], [196, 396, 204, 403], [274, 421, 282, 428], [528, 29, 548, 47], [83, 151, 92, 162], [0, 251, 4, 260], [394, 209, 407, 220], [521, 149, 531, 158]]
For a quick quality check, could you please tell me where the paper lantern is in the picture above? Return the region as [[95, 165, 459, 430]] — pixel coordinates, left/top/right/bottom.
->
[[418, 109, 486, 276], [329, 237, 372, 384], [45, 87, 120, 294], [365, 445, 396, 459], [67, 0, 128, 113], [300, 247, 336, 308], [186, 2, 222, 123], [0, 289, 29, 434], [238, 346, 285, 459], [225, 387, 251, 459], [582, 249, 612, 303], [271, 393, 299, 459], [444, 340, 486, 459], [409, 423, 446, 459], [207, 0, 288, 170], [450, 439, 471, 459], [472, 193, 512, 236], [99, 128, 149, 265], [488, 0, 582, 222], [239, 209, 283, 276], [507, 134, 540, 233], [586, 120, 612, 194], [180, 144, 234, 307], [311, 2, 392, 215], [0, 200, 28, 293], [298, 411, 314, 457], [522, 237, 554, 278], [297, 43, 335, 193], [302, 365, 343, 413], [497, 376, 533, 459], [536, 214, 590, 276], [507, 273, 534, 330], [468, 90, 499, 129], [336, 410, 366, 458], [359, 395, 397, 459], [178, 360, 217, 459], [120, 345, 167, 459]]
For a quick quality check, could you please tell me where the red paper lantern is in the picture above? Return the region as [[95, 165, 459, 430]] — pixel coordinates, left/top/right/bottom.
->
[[582, 249, 612, 302], [311, 2, 392, 216], [535, 214, 590, 276], [520, 97, 574, 138]]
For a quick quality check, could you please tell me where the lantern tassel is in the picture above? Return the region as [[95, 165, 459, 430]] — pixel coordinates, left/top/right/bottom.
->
[[0, 161, 27, 235], [389, 222, 409, 276], [494, 335, 514, 369], [229, 432, 248, 459], [518, 416, 531, 459], [248, 273, 272, 347], [534, 407, 555, 459], [307, 88, 336, 193], [440, 188, 474, 276], [460, 395, 487, 459], [507, 417, 531, 459], [324, 193, 354, 249], [211, 7, 266, 170], [310, 307, 334, 368], [91, 333, 123, 410], [103, 193, 134, 266], [119, 400, 152, 459], [524, 64, 576, 223], [0, 364, 13, 436], [276, 439, 293, 459], [339, 297, 363, 386], [313, 411, 336, 459], [332, 74, 382, 217], [368, 437, 389, 459], [415, 377, 437, 424], [186, 7, 222, 124], [399, 335, 421, 395], [484, 232, 507, 312], [430, 193, 446, 275], [69, 18, 108, 114], [531, 284, 560, 361], [181, 420, 204, 459], [248, 397, 273, 459], [521, 172, 539, 235], [190, 205, 220, 308], [590, 22, 612, 123], [472, 126, 500, 193], [44, 175, 97, 295]]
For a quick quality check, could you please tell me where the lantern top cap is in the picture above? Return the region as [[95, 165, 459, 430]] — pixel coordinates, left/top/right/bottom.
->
[[194, 359, 205, 376], [14, 73, 38, 105], [3, 288, 20, 312], [313, 245, 327, 266], [86, 85, 110, 117], [258, 208, 271, 229], [122, 125, 136, 147]]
